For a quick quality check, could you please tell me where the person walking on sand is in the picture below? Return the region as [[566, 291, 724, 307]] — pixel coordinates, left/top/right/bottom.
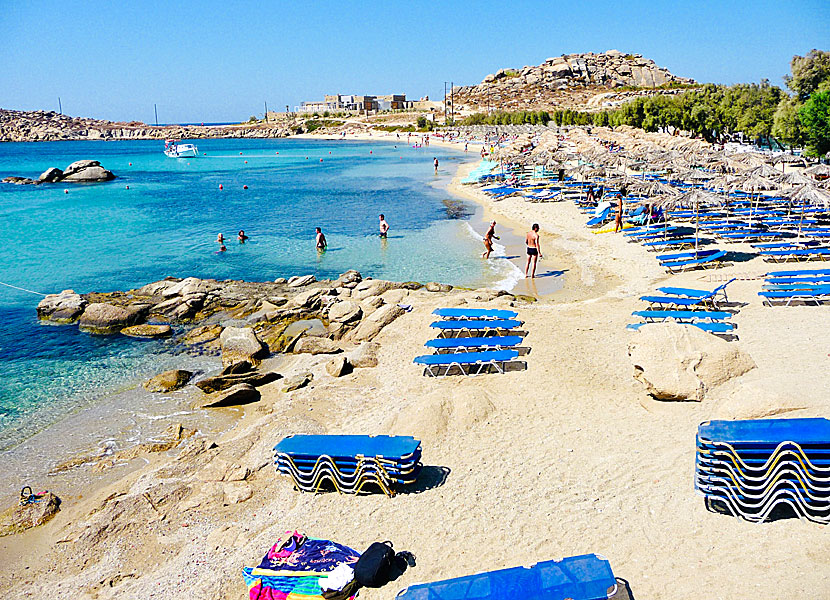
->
[[379, 214, 389, 238], [315, 227, 327, 251], [482, 220, 499, 259], [615, 185, 627, 233], [525, 224, 542, 278], [433, 157, 439, 174]]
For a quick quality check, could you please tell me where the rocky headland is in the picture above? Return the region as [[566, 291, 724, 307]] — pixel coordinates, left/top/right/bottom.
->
[[453, 49, 697, 112], [0, 109, 296, 143]]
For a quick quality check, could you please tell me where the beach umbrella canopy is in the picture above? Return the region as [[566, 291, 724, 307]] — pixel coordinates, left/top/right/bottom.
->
[[804, 163, 830, 178], [780, 171, 815, 187], [749, 163, 782, 178]]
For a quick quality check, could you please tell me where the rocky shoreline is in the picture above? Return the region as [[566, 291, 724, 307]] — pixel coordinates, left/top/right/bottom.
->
[[0, 109, 295, 143]]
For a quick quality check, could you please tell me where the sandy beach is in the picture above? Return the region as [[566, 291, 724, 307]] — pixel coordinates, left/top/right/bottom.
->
[[2, 134, 830, 600]]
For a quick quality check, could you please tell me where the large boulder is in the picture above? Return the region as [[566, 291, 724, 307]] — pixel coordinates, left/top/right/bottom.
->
[[287, 274, 316, 288], [353, 279, 397, 300], [37, 167, 63, 183], [61, 160, 115, 182], [36, 289, 88, 323], [289, 288, 325, 309], [0, 492, 61, 537], [197, 383, 260, 408], [294, 336, 342, 355], [628, 323, 756, 401], [349, 304, 405, 342], [347, 342, 381, 368], [328, 301, 362, 323], [282, 373, 312, 392], [194, 371, 280, 393], [144, 369, 193, 392], [78, 302, 150, 334], [326, 355, 350, 377], [219, 326, 267, 367]]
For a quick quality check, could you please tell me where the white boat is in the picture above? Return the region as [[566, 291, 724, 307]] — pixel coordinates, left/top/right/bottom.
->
[[164, 140, 199, 158]]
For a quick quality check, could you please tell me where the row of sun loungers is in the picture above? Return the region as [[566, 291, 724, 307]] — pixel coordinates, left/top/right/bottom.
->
[[273, 434, 422, 497], [415, 308, 526, 376], [695, 418, 830, 524], [631, 279, 737, 336], [759, 268, 830, 306]]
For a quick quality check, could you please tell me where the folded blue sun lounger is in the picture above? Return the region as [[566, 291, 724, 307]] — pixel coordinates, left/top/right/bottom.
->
[[425, 336, 523, 352], [395, 553, 618, 600], [414, 349, 520, 376], [430, 319, 522, 338], [627, 321, 735, 334], [432, 308, 519, 320]]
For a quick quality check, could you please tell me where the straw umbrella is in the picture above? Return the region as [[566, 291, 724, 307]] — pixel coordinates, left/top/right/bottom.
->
[[790, 184, 830, 238], [730, 173, 778, 228], [773, 152, 808, 173], [804, 163, 830, 179], [679, 189, 724, 253]]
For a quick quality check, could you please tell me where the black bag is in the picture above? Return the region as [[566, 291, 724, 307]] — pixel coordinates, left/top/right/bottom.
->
[[353, 541, 395, 588]]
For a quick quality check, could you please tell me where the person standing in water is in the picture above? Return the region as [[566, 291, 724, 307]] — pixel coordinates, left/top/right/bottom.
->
[[482, 220, 499, 259], [315, 227, 327, 251], [216, 233, 224, 244], [378, 214, 389, 238], [433, 157, 439, 174], [525, 224, 542, 278], [237, 230, 249, 243]]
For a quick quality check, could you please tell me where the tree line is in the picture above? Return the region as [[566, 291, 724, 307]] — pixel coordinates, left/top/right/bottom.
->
[[459, 50, 830, 158]]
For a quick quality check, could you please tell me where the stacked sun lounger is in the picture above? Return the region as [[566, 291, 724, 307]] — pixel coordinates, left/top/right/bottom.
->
[[631, 279, 736, 336], [395, 553, 618, 600], [414, 308, 524, 376], [759, 269, 830, 306], [273, 434, 422, 496], [657, 249, 728, 273], [695, 418, 830, 524]]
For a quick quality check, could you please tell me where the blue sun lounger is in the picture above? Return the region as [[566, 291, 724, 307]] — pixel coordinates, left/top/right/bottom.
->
[[759, 287, 830, 306], [425, 336, 523, 352], [395, 553, 618, 600], [639, 295, 711, 309], [767, 268, 830, 278], [760, 247, 830, 263], [430, 319, 522, 338], [631, 310, 732, 323], [627, 321, 735, 334], [586, 206, 612, 228], [432, 308, 519, 320], [656, 278, 735, 305], [414, 349, 520, 376], [663, 250, 728, 273], [643, 237, 698, 250], [656, 248, 719, 262]]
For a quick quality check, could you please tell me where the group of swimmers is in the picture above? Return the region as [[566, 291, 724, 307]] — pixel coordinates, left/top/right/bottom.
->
[[215, 230, 249, 252], [313, 214, 390, 252]]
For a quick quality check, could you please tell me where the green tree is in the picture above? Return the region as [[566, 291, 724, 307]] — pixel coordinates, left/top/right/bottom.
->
[[800, 90, 830, 157], [786, 50, 830, 101], [773, 97, 805, 148]]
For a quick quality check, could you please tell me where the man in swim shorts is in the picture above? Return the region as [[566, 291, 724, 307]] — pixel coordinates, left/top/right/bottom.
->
[[433, 157, 439, 174], [525, 223, 542, 278], [379, 214, 389, 238], [315, 227, 327, 251]]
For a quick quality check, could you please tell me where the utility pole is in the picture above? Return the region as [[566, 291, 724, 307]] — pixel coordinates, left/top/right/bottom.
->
[[154, 104, 159, 126], [58, 97, 62, 114], [450, 81, 454, 124], [264, 101, 268, 122]]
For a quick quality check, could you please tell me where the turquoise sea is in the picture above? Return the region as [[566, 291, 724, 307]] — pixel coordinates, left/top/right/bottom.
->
[[0, 138, 516, 456]]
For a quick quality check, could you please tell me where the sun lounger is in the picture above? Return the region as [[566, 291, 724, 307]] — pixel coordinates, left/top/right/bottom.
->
[[432, 308, 518, 320], [656, 248, 719, 262], [639, 295, 710, 309], [430, 319, 522, 338], [758, 287, 830, 306], [627, 321, 735, 334], [586, 207, 612, 228], [663, 250, 727, 273], [395, 553, 618, 600], [631, 310, 732, 322], [413, 349, 520, 376], [273, 434, 422, 496], [767, 268, 830, 278], [643, 238, 698, 250], [425, 335, 522, 352], [656, 278, 735, 304], [760, 247, 830, 263]]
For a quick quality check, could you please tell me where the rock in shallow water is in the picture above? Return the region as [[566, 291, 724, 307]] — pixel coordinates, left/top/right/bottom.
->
[[61, 159, 115, 182], [36, 289, 88, 323], [78, 302, 150, 334], [144, 369, 193, 392], [121, 324, 172, 338]]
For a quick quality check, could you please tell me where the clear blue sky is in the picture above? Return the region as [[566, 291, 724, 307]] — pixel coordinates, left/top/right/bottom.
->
[[1, 1, 827, 123]]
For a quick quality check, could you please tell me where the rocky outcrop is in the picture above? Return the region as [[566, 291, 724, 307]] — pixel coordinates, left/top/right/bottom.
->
[[78, 302, 150, 334], [144, 369, 193, 392], [628, 322, 756, 401], [0, 492, 61, 537], [197, 383, 261, 408], [454, 50, 696, 113], [37, 289, 88, 323], [294, 336, 342, 355], [38, 167, 63, 183], [61, 160, 115, 182], [349, 303, 406, 342], [328, 300, 362, 323], [0, 109, 296, 143], [194, 369, 280, 393]]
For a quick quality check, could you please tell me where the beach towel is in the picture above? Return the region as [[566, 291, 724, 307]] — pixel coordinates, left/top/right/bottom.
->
[[243, 534, 361, 600]]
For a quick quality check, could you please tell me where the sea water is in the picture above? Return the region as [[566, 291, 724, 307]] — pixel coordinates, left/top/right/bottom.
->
[[0, 138, 516, 458]]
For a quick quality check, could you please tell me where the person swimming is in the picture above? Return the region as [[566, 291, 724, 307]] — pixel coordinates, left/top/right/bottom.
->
[[217, 244, 227, 253], [216, 233, 224, 244], [238, 229, 249, 243]]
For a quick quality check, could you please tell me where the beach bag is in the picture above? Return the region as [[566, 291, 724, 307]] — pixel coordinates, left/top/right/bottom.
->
[[353, 541, 395, 588]]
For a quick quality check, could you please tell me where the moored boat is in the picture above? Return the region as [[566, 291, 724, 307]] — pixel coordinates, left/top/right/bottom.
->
[[164, 140, 199, 158]]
